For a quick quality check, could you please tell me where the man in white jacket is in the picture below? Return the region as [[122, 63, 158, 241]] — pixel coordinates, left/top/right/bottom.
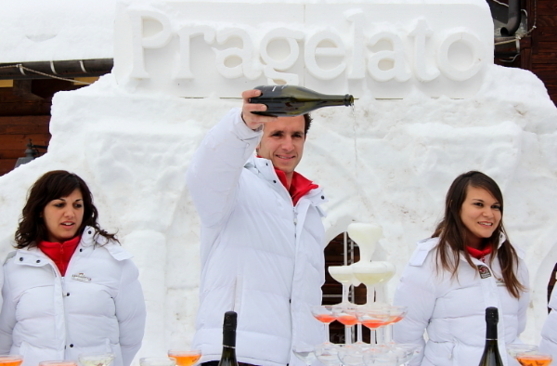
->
[[186, 89, 328, 366]]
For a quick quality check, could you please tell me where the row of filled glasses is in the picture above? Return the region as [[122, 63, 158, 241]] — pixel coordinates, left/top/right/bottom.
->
[[0, 350, 203, 366], [292, 341, 551, 366], [311, 303, 407, 345], [293, 341, 419, 366], [0, 353, 115, 366]]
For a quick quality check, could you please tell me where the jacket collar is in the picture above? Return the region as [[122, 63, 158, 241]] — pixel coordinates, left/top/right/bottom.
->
[[81, 226, 132, 261], [410, 232, 522, 266], [245, 155, 328, 207], [13, 226, 132, 264], [12, 246, 51, 268]]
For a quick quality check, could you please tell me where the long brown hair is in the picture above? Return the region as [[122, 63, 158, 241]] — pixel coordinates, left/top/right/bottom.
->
[[15, 170, 118, 248], [432, 171, 525, 298]]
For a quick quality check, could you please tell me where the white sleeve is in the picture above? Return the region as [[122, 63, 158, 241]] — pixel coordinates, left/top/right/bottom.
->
[[115, 260, 146, 366], [516, 258, 530, 337], [540, 286, 557, 360], [186, 108, 262, 228], [392, 261, 437, 366], [0, 261, 15, 354]]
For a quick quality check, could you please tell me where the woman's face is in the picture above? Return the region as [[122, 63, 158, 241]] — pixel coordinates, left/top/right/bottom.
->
[[459, 185, 502, 248], [42, 188, 84, 243]]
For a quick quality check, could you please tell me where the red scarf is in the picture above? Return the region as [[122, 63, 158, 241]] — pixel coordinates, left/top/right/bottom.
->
[[466, 245, 492, 260], [274, 168, 319, 205], [38, 235, 81, 276]]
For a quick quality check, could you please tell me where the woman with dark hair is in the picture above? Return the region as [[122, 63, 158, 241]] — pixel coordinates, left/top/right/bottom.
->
[[393, 171, 529, 366], [0, 170, 146, 366]]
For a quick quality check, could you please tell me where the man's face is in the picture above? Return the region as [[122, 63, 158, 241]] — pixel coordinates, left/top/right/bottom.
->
[[257, 115, 306, 178]]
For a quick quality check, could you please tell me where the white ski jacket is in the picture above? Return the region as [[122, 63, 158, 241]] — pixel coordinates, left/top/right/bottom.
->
[[540, 284, 557, 359], [0, 227, 146, 366], [393, 236, 529, 366], [186, 108, 328, 366]]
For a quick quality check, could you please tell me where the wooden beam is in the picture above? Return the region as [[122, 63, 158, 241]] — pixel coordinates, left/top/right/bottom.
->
[[0, 116, 50, 134], [0, 134, 50, 150]]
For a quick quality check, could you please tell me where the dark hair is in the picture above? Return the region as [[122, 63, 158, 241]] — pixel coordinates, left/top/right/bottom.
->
[[15, 170, 117, 248], [432, 171, 525, 298], [303, 113, 312, 136]]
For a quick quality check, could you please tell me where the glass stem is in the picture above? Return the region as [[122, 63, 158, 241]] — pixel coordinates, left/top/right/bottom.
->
[[384, 324, 393, 344], [357, 323, 363, 344], [342, 284, 349, 304], [366, 285, 375, 305], [345, 326, 352, 344], [376, 327, 385, 344]]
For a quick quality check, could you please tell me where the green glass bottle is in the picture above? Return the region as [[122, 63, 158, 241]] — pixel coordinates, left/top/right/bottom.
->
[[249, 85, 354, 117], [217, 311, 238, 366], [478, 307, 504, 366]]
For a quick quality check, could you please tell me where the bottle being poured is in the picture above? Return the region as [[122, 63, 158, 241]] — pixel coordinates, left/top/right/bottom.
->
[[248, 85, 354, 117]]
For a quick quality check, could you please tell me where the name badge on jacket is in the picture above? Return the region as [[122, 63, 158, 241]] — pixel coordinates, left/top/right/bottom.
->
[[477, 265, 492, 279], [72, 273, 91, 282]]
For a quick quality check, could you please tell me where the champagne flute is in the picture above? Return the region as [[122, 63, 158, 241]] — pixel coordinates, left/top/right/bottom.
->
[[314, 343, 340, 366], [78, 353, 115, 366], [507, 344, 538, 359], [337, 344, 365, 366], [348, 278, 365, 346], [328, 265, 354, 305], [356, 304, 391, 345], [167, 350, 202, 366], [311, 305, 336, 345], [333, 304, 358, 345], [384, 305, 407, 345], [0, 356, 23, 366], [514, 352, 552, 366], [292, 342, 317, 366], [351, 262, 395, 305]]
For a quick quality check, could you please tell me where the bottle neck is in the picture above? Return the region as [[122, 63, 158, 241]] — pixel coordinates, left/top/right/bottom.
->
[[486, 321, 498, 341], [223, 328, 236, 348]]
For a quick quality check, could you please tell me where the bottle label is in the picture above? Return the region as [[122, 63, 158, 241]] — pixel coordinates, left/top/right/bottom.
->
[[477, 265, 492, 279]]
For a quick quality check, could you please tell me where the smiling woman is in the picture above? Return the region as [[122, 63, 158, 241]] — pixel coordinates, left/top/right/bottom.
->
[[0, 170, 147, 366], [392, 171, 530, 366]]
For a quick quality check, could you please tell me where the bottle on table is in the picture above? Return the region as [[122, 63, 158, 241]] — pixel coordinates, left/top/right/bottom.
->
[[218, 311, 239, 366], [248, 85, 354, 117], [478, 307, 503, 366]]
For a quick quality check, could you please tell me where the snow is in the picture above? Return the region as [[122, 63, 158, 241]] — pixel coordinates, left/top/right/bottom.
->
[[1, 0, 557, 362]]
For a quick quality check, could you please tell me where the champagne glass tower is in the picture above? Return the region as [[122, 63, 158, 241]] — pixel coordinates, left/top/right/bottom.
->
[[347, 222, 397, 345], [346, 223, 396, 305]]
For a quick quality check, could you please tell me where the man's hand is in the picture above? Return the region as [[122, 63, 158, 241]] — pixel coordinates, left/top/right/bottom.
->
[[241, 89, 276, 130]]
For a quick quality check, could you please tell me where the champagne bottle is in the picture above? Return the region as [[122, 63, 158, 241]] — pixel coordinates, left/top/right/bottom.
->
[[478, 307, 504, 366], [249, 85, 354, 117], [218, 311, 239, 366]]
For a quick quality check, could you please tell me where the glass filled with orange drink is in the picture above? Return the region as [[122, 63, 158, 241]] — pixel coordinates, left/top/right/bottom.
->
[[167, 350, 202, 366], [0, 355, 23, 366], [515, 352, 552, 366]]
